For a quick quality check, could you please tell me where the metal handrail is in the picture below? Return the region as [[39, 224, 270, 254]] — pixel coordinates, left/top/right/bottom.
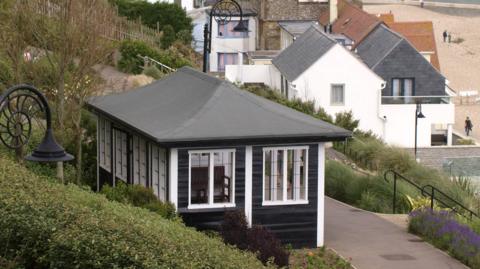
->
[[421, 184, 478, 220], [137, 55, 176, 73], [384, 170, 478, 220]]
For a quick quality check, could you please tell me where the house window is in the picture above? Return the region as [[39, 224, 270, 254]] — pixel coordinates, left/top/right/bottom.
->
[[263, 147, 308, 205], [151, 145, 167, 201], [392, 78, 414, 101], [189, 149, 235, 208], [331, 84, 345, 105], [98, 117, 111, 172], [114, 130, 128, 181], [132, 136, 147, 187], [218, 20, 248, 38], [218, 53, 238, 72]]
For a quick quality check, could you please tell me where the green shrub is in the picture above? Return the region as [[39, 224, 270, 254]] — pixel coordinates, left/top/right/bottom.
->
[[101, 181, 177, 220], [118, 40, 193, 75], [0, 155, 270, 269], [334, 111, 359, 132], [143, 65, 163, 79], [176, 29, 193, 45], [161, 24, 176, 49]]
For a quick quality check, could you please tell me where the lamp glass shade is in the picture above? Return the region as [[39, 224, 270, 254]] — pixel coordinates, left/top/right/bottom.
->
[[25, 129, 74, 162], [417, 111, 426, 119], [233, 20, 249, 32]]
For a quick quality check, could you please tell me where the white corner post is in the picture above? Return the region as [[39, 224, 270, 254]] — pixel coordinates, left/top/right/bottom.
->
[[317, 143, 326, 247], [245, 146, 253, 227], [169, 148, 178, 210], [447, 124, 453, 146], [96, 116, 100, 192]]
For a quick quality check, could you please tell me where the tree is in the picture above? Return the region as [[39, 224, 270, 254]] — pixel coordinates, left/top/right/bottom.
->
[[112, 0, 192, 35], [2, 0, 116, 184], [161, 25, 176, 49]]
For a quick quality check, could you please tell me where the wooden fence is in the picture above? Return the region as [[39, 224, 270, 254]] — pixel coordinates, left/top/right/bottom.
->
[[33, 0, 162, 47]]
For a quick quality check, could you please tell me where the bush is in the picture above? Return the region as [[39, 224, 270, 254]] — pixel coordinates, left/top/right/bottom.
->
[[101, 181, 177, 220], [176, 29, 193, 45], [334, 111, 359, 132], [220, 211, 290, 267], [161, 24, 176, 49], [0, 155, 270, 269], [409, 208, 480, 268], [118, 40, 194, 74], [142, 65, 164, 79], [290, 247, 352, 269]]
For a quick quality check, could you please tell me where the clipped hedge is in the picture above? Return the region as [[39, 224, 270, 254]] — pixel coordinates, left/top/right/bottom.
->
[[0, 156, 270, 269]]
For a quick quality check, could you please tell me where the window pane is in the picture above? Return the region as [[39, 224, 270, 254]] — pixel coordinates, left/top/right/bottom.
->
[[297, 149, 307, 200], [392, 79, 401, 96], [190, 153, 210, 204], [404, 79, 413, 96], [214, 152, 233, 203], [264, 150, 272, 201], [331, 85, 344, 105], [287, 150, 294, 200], [276, 150, 284, 201]]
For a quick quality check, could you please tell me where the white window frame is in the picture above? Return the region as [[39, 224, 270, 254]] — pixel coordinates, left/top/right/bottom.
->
[[262, 146, 309, 206], [330, 84, 345, 106], [188, 149, 236, 209]]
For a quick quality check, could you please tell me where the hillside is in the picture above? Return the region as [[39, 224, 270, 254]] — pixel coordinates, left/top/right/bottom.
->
[[0, 156, 269, 269]]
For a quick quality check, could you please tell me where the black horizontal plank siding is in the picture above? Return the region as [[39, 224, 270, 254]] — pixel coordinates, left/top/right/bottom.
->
[[252, 144, 318, 248], [178, 147, 246, 230]]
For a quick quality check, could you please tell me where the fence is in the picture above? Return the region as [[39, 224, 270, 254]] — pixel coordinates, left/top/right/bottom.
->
[[33, 0, 162, 47]]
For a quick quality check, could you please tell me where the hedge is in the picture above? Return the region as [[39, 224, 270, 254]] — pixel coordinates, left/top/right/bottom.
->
[[0, 156, 270, 269]]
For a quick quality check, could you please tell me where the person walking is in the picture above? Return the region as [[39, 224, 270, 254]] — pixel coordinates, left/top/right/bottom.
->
[[465, 116, 473, 136], [443, 30, 447, 42]]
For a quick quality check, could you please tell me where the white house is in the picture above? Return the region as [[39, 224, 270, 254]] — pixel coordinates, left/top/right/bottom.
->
[[208, 10, 257, 73], [227, 25, 386, 139]]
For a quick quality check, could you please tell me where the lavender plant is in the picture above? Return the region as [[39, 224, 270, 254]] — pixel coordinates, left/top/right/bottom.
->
[[409, 208, 480, 268]]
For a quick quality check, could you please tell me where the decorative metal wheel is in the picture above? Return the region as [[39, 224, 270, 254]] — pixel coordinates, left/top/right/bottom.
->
[[0, 90, 45, 149], [211, 0, 242, 25]]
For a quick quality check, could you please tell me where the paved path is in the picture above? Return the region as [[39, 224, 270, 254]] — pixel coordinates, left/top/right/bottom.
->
[[325, 198, 468, 269]]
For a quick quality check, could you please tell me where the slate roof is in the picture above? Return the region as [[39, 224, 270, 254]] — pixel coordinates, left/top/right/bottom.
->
[[356, 24, 403, 69], [87, 67, 350, 146], [278, 21, 319, 37], [272, 25, 336, 81], [387, 21, 441, 71], [319, 0, 381, 46]]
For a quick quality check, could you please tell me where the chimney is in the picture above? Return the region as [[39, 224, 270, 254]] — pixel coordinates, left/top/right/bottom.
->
[[329, 0, 338, 24]]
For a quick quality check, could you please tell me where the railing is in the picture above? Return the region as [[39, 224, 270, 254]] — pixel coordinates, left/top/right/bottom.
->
[[138, 55, 176, 74], [382, 96, 452, 105], [384, 170, 479, 220]]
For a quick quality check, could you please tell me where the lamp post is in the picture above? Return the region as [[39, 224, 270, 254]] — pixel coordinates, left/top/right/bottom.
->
[[0, 84, 74, 162], [203, 0, 249, 73], [414, 102, 425, 161]]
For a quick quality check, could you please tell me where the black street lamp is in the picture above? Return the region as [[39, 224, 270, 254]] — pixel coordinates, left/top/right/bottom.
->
[[0, 84, 74, 162], [414, 102, 426, 161], [203, 0, 249, 73]]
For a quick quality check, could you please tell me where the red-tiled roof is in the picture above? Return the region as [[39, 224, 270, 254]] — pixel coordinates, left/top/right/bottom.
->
[[319, 0, 382, 46], [387, 21, 441, 71]]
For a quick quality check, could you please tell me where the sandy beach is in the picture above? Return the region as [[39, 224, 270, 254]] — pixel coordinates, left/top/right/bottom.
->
[[364, 4, 480, 93]]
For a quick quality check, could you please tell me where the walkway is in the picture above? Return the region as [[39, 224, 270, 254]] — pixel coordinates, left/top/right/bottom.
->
[[325, 198, 468, 269]]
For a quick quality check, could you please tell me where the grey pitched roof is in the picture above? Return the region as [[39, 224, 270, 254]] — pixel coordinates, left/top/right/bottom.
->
[[278, 21, 319, 37], [87, 67, 350, 145], [272, 25, 336, 82], [356, 24, 403, 68]]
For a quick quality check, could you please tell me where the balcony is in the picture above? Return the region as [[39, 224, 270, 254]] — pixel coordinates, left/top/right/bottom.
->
[[381, 96, 452, 105]]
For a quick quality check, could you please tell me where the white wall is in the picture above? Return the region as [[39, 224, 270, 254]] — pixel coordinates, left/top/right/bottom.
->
[[225, 64, 282, 89], [280, 29, 294, 50], [292, 44, 386, 137], [381, 103, 455, 147], [209, 16, 257, 72]]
